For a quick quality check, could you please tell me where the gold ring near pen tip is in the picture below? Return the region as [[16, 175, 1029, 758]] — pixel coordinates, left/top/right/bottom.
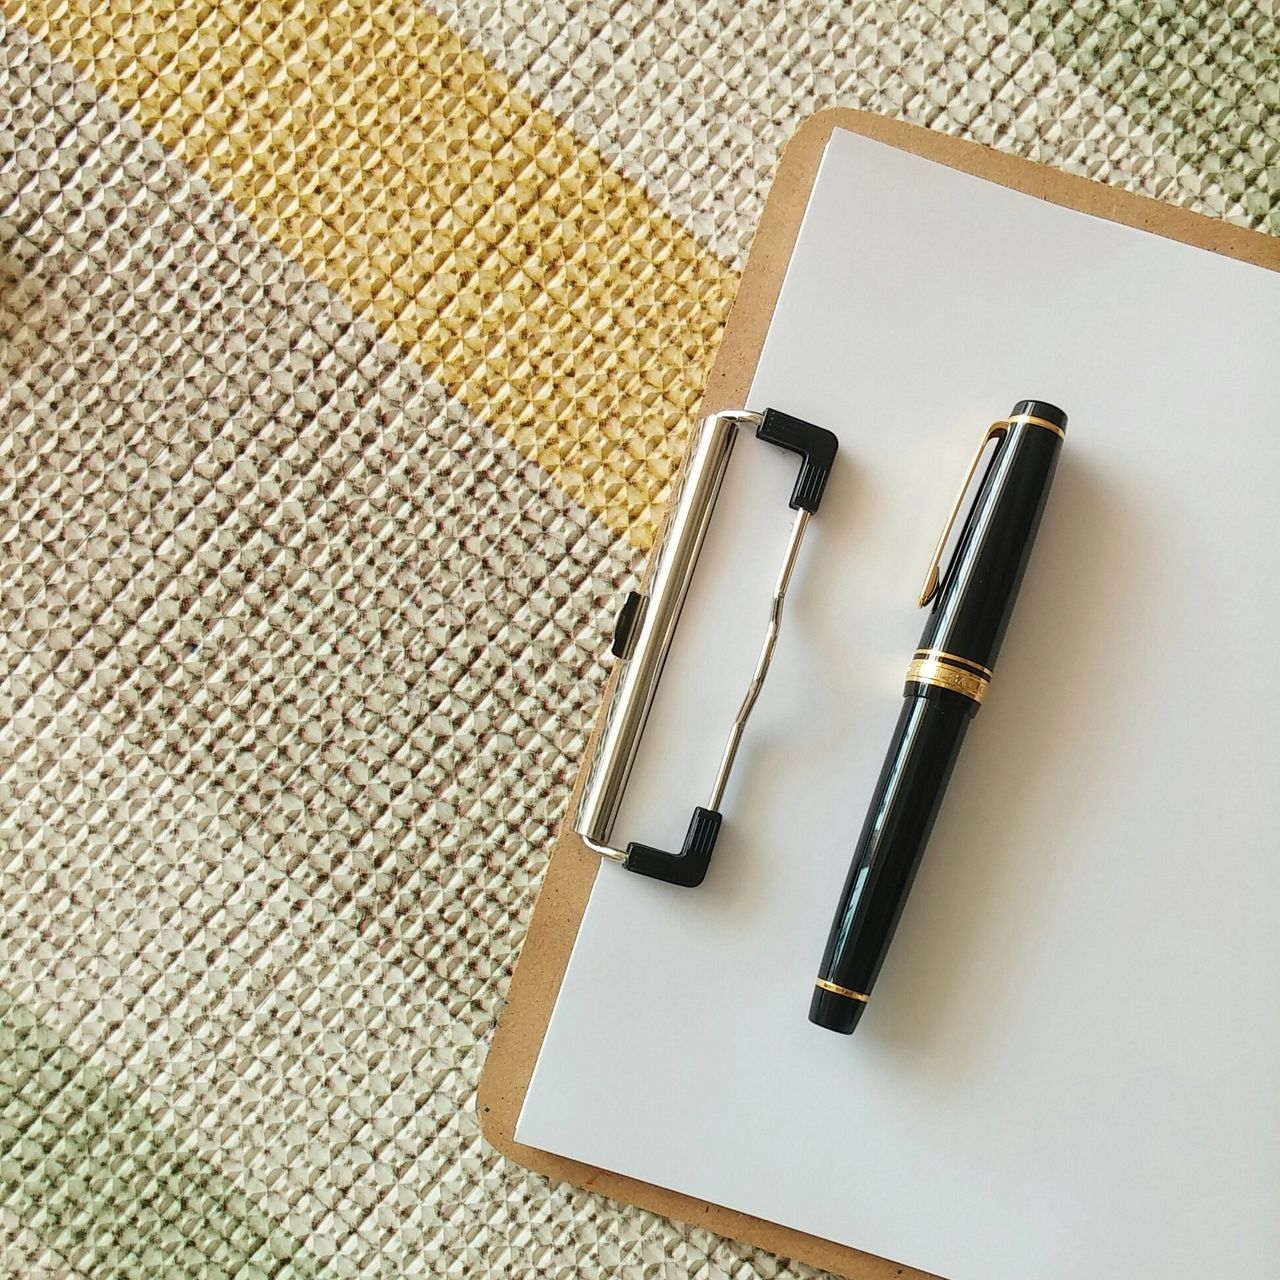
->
[[814, 979, 870, 1002], [905, 653, 990, 704]]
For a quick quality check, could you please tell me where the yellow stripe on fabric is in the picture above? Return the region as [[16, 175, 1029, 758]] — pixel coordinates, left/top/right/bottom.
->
[[4, 0, 736, 549]]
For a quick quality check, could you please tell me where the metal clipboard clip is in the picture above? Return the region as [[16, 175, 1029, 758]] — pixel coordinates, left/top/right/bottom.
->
[[573, 407, 838, 887]]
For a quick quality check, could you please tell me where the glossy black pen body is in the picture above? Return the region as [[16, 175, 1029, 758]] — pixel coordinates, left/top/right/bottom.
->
[[810, 400, 1066, 1034]]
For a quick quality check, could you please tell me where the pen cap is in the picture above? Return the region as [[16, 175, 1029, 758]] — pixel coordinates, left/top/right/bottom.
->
[[917, 399, 1065, 677]]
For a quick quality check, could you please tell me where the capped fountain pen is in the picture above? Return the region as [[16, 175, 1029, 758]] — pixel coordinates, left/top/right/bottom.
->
[[810, 400, 1066, 1034]]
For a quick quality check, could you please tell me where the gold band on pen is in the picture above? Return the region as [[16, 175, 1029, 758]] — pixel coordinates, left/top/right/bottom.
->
[[913, 648, 991, 677], [905, 651, 990, 704], [815, 979, 870, 1003], [1006, 412, 1066, 439]]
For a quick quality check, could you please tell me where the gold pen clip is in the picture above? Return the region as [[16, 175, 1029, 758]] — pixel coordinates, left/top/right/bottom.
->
[[917, 420, 1010, 607]]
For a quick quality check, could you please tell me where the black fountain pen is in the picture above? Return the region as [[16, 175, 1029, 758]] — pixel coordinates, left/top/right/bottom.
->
[[810, 400, 1066, 1034]]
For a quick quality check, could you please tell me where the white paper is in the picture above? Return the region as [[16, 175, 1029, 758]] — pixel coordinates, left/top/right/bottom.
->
[[517, 129, 1280, 1280]]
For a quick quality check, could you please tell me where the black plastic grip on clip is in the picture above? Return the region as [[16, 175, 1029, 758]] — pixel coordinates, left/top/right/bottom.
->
[[624, 808, 723, 888], [756, 408, 838, 513]]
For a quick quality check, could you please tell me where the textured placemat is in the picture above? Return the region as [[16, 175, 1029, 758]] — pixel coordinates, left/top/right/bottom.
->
[[1, 3, 1276, 1276]]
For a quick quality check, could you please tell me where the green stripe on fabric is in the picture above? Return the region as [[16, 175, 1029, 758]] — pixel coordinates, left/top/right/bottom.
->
[[0, 993, 327, 1280], [999, 0, 1280, 231]]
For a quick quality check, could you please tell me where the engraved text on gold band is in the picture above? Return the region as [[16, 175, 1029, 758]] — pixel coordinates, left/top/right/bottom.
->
[[815, 979, 871, 1003], [905, 653, 990, 704], [913, 647, 992, 677]]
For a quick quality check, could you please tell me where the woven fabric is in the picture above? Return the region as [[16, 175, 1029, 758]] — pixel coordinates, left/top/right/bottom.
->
[[0, 2, 1275, 1276]]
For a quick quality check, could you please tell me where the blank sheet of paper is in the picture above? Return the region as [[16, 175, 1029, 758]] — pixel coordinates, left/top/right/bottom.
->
[[516, 129, 1280, 1280]]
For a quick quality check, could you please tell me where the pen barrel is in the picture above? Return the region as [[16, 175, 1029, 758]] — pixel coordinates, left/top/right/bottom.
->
[[811, 399, 1066, 1034], [811, 694, 971, 1033], [918, 399, 1065, 681]]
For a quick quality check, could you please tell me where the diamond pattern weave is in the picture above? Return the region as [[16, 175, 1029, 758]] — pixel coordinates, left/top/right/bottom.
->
[[1, 1, 1276, 1276]]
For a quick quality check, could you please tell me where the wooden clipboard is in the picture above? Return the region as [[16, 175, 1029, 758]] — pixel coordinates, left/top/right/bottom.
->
[[477, 108, 1280, 1280]]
